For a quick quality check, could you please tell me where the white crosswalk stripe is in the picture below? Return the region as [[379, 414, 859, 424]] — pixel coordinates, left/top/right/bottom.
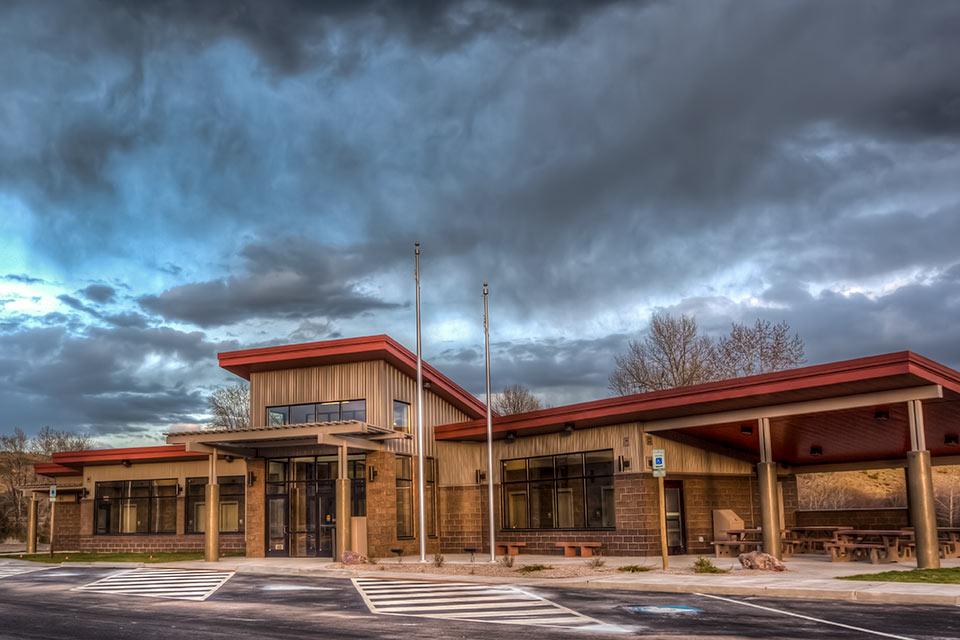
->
[[73, 568, 234, 601], [352, 578, 604, 628], [0, 563, 51, 579]]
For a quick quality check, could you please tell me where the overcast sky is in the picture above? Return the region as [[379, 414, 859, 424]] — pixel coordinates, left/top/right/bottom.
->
[[2, 0, 959, 447]]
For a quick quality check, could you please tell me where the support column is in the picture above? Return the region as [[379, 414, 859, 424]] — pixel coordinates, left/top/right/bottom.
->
[[335, 444, 352, 560], [26, 495, 38, 554], [205, 447, 220, 562], [757, 417, 782, 559], [907, 400, 940, 569]]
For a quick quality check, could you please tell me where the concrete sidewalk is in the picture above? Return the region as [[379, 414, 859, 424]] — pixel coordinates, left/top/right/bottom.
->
[[143, 553, 960, 606]]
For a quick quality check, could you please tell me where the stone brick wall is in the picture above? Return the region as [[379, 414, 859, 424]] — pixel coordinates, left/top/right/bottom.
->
[[439, 485, 486, 554], [365, 451, 440, 559], [52, 501, 81, 551], [75, 533, 245, 553], [795, 508, 909, 528], [245, 458, 266, 558], [681, 475, 758, 554]]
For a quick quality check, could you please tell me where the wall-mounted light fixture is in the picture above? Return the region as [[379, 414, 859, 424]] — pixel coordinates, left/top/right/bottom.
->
[[224, 455, 234, 463], [368, 466, 378, 482], [423, 381, 432, 390], [810, 445, 823, 456], [247, 471, 256, 487], [874, 410, 890, 421], [945, 434, 959, 447], [177, 483, 183, 496], [562, 423, 575, 437], [740, 425, 753, 436], [121, 460, 131, 468], [505, 431, 517, 444], [82, 487, 90, 499], [475, 470, 486, 483]]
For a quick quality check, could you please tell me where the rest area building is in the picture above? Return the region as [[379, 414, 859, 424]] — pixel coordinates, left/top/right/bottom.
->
[[31, 335, 960, 568]]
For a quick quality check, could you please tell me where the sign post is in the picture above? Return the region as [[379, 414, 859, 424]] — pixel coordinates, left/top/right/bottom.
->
[[652, 449, 668, 570], [48, 485, 57, 556]]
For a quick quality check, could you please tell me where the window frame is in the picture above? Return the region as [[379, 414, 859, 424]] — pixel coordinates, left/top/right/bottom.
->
[[184, 475, 247, 534], [93, 479, 178, 536], [265, 399, 367, 426], [500, 449, 615, 531]]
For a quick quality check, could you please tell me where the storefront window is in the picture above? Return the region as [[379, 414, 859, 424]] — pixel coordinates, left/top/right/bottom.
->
[[501, 449, 615, 530], [185, 476, 246, 533], [94, 479, 177, 535], [396, 455, 414, 538], [393, 400, 410, 432], [266, 400, 366, 425]]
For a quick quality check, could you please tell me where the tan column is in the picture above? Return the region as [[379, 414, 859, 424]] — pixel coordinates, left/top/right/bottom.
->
[[907, 400, 940, 569], [26, 495, 38, 554], [335, 444, 351, 560], [757, 417, 782, 559], [205, 448, 220, 562]]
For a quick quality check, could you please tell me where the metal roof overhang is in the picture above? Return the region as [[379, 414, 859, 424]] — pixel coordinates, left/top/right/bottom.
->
[[217, 334, 490, 420], [165, 420, 404, 456], [434, 351, 960, 469]]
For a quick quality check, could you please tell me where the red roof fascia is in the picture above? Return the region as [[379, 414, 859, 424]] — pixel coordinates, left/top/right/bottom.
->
[[50, 445, 203, 467], [435, 351, 960, 441], [218, 334, 489, 420], [33, 463, 81, 477]]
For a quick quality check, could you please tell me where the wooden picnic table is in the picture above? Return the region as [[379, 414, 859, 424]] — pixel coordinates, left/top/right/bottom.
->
[[712, 528, 796, 558], [827, 529, 912, 564], [898, 527, 960, 560], [788, 526, 853, 553]]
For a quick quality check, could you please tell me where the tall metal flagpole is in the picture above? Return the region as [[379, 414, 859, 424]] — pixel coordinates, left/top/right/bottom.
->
[[483, 283, 496, 562], [414, 242, 427, 563]]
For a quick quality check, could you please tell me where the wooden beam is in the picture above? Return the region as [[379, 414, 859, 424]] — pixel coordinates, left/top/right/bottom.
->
[[791, 454, 960, 474], [643, 385, 942, 432]]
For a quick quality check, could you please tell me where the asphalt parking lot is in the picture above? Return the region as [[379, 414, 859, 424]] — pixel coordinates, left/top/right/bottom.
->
[[0, 562, 957, 639]]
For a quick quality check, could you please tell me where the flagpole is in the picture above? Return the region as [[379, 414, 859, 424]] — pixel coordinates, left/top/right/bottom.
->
[[415, 242, 427, 563], [483, 283, 496, 563]]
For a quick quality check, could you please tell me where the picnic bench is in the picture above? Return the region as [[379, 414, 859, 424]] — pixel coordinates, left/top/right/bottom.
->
[[825, 529, 911, 563], [556, 542, 601, 557], [494, 542, 526, 556], [712, 528, 798, 558]]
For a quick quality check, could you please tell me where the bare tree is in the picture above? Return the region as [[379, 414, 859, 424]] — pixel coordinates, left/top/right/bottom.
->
[[1, 427, 95, 540], [714, 319, 805, 379], [492, 384, 542, 415], [610, 313, 806, 395], [608, 313, 716, 394], [208, 383, 250, 429], [933, 468, 960, 527]]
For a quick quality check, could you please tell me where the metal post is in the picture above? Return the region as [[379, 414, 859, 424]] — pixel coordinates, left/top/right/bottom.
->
[[907, 399, 940, 569], [657, 475, 668, 570], [414, 242, 427, 563], [336, 444, 352, 560], [26, 495, 38, 554], [48, 495, 55, 556], [205, 447, 220, 562], [483, 283, 496, 563], [757, 417, 782, 559]]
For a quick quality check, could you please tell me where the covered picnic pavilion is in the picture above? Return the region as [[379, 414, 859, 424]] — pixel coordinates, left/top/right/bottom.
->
[[437, 351, 960, 568]]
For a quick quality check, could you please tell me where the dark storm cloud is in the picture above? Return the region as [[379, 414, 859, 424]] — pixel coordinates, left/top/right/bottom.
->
[[0, 321, 242, 436], [81, 284, 117, 304], [56, 294, 102, 318], [138, 239, 403, 327], [2, 274, 45, 284]]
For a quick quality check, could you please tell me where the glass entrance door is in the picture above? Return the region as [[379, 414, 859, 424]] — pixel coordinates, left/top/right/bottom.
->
[[266, 494, 288, 557], [317, 483, 336, 557], [664, 481, 686, 555]]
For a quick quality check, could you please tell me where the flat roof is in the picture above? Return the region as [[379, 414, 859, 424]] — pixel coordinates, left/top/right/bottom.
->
[[218, 334, 489, 420]]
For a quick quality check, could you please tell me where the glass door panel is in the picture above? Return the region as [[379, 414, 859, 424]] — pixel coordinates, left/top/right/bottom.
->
[[664, 482, 686, 555], [317, 482, 336, 558], [267, 495, 288, 557]]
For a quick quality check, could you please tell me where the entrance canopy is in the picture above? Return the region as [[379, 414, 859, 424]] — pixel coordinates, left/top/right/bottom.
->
[[166, 421, 401, 457], [435, 351, 960, 470]]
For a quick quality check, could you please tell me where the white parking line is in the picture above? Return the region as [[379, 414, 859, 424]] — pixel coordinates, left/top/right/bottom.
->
[[353, 578, 602, 628], [73, 568, 234, 601], [696, 593, 918, 640], [0, 564, 51, 579]]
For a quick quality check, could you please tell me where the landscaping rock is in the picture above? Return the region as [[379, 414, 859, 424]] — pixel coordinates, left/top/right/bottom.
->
[[341, 551, 368, 565], [738, 551, 787, 571]]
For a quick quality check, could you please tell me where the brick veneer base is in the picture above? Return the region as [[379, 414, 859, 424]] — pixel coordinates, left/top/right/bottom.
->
[[72, 533, 245, 553]]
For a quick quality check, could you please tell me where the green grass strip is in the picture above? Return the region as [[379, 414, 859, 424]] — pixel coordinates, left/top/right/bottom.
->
[[838, 567, 960, 584], [12, 551, 245, 564]]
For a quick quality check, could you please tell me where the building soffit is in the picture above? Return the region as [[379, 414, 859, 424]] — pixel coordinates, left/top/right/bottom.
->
[[166, 420, 395, 453]]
